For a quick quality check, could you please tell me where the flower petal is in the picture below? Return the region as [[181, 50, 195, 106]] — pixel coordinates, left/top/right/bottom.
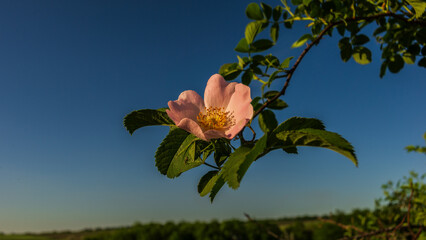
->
[[225, 118, 250, 139], [224, 83, 253, 139], [226, 83, 253, 121], [204, 74, 238, 109], [166, 90, 204, 124], [176, 118, 208, 141], [204, 129, 228, 141]]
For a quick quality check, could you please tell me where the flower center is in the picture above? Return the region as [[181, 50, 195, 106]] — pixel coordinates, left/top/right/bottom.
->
[[197, 107, 235, 131]]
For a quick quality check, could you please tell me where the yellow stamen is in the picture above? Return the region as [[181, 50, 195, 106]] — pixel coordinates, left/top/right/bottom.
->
[[197, 107, 235, 131]]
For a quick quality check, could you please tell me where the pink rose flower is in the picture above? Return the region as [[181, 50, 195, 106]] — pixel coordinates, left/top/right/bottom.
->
[[166, 74, 253, 141]]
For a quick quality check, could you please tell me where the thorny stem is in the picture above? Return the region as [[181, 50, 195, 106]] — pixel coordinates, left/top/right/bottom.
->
[[252, 12, 425, 120]]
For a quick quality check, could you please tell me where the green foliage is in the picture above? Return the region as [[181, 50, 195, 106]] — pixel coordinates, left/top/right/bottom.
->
[[352, 46, 372, 65], [123, 109, 174, 134], [219, 63, 242, 80], [406, 0, 426, 18], [258, 110, 278, 133], [246, 3, 264, 20], [125, 0, 425, 201], [292, 34, 314, 48], [155, 127, 206, 178], [405, 132, 426, 153]]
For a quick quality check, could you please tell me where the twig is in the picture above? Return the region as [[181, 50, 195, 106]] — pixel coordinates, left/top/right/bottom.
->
[[248, 125, 256, 142], [244, 213, 285, 240], [203, 162, 220, 170], [318, 217, 366, 234], [414, 228, 423, 240]]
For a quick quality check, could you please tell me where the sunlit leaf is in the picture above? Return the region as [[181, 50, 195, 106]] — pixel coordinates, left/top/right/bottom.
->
[[245, 21, 263, 45], [402, 53, 416, 64], [406, 0, 426, 18], [235, 38, 250, 53], [221, 134, 269, 189], [291, 34, 313, 48], [219, 63, 242, 80], [352, 46, 372, 65], [198, 171, 219, 194], [280, 56, 294, 69]]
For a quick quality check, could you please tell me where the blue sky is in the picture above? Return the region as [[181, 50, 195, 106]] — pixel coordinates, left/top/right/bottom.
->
[[0, 0, 425, 233]]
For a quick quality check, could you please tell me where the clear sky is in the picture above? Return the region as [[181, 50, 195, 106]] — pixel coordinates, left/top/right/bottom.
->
[[0, 0, 425, 233]]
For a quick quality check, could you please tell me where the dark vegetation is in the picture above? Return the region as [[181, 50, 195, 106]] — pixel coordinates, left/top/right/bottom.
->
[[1, 171, 423, 240]]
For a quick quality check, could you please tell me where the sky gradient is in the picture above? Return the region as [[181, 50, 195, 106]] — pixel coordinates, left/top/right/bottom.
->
[[0, 0, 425, 233]]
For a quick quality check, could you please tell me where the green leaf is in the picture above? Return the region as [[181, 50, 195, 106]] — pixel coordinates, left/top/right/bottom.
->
[[155, 129, 205, 178], [259, 110, 278, 133], [352, 34, 369, 45], [273, 117, 325, 132], [208, 175, 225, 202], [270, 23, 279, 43], [219, 63, 242, 80], [283, 147, 298, 154], [266, 70, 279, 87], [336, 24, 345, 36], [280, 56, 294, 69], [221, 134, 269, 189], [291, 34, 313, 48], [268, 99, 288, 110], [245, 21, 263, 45], [246, 3, 264, 20], [352, 46, 372, 65], [198, 171, 219, 194], [407, 44, 421, 56], [250, 39, 275, 52], [388, 55, 404, 73], [261, 3, 272, 19], [242, 69, 254, 85], [264, 91, 288, 110], [274, 128, 357, 166], [197, 170, 226, 202], [237, 55, 245, 68], [418, 57, 426, 68], [124, 109, 174, 134], [251, 96, 263, 112], [272, 6, 282, 21], [235, 38, 250, 53], [155, 128, 188, 175], [380, 61, 387, 78], [406, 0, 426, 18], [338, 38, 352, 62], [264, 90, 279, 99], [213, 139, 231, 167], [402, 53, 416, 64], [264, 54, 280, 68]]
